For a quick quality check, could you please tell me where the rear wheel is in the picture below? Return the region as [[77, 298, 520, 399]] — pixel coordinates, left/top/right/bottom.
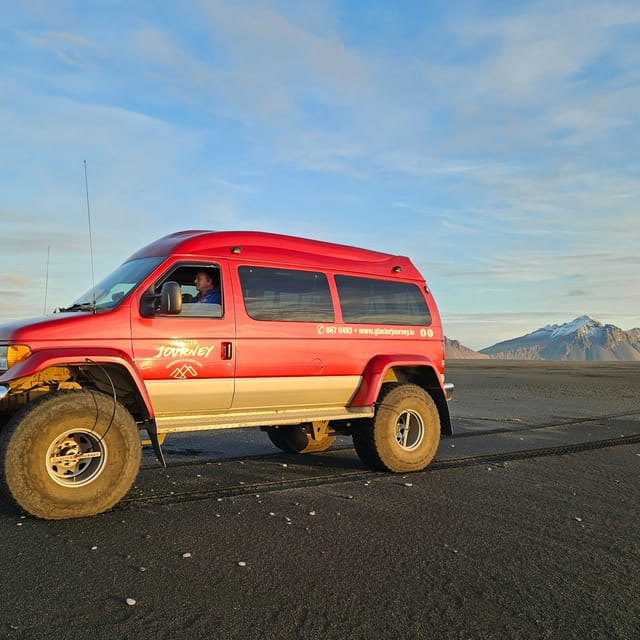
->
[[352, 383, 440, 472], [267, 423, 336, 453], [0, 390, 141, 519]]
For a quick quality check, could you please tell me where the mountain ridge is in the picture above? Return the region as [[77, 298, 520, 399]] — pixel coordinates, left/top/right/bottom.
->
[[446, 316, 640, 361]]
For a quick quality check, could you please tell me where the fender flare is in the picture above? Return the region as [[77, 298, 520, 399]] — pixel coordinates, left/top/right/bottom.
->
[[0, 347, 155, 418], [350, 353, 453, 435]]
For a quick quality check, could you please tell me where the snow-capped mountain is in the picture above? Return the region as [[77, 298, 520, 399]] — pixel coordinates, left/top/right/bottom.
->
[[478, 316, 640, 361], [530, 315, 595, 340]]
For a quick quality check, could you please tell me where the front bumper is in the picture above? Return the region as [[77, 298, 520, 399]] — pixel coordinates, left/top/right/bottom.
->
[[444, 382, 454, 402]]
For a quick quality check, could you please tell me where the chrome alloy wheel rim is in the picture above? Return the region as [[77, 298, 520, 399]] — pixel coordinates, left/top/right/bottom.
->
[[394, 410, 424, 450], [45, 429, 107, 487]]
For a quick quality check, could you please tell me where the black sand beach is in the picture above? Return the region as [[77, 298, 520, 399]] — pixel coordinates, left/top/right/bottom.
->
[[1, 361, 638, 639]]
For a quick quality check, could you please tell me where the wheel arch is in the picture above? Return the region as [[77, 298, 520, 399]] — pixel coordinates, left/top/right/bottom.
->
[[0, 348, 154, 422], [350, 355, 453, 435]]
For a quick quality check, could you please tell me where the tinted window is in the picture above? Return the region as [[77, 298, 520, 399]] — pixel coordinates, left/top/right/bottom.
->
[[335, 275, 432, 325], [239, 266, 334, 322]]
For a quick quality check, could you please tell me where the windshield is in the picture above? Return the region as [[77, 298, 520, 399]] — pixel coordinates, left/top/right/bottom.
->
[[63, 256, 164, 312]]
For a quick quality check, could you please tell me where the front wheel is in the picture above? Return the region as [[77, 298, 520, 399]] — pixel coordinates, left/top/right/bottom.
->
[[0, 391, 141, 519], [352, 383, 440, 472]]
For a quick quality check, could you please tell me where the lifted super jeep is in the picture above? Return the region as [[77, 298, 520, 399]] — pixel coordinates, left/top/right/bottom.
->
[[0, 230, 453, 519]]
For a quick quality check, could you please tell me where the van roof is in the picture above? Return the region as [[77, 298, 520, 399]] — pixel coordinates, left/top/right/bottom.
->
[[127, 230, 426, 281]]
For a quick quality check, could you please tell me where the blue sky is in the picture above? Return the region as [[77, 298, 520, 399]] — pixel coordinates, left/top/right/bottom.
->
[[1, 0, 639, 350]]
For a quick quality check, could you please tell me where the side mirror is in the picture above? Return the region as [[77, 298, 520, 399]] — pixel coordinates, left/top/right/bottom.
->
[[159, 281, 182, 315], [139, 292, 159, 318], [140, 281, 183, 318]]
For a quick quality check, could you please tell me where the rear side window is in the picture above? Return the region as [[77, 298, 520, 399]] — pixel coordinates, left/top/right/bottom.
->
[[335, 275, 432, 325], [239, 266, 334, 322]]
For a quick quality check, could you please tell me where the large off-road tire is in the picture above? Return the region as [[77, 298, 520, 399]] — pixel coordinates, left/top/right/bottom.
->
[[352, 383, 440, 472], [0, 391, 141, 519], [267, 424, 336, 453]]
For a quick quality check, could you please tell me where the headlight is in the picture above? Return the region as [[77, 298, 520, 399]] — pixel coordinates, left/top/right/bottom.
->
[[0, 345, 32, 372]]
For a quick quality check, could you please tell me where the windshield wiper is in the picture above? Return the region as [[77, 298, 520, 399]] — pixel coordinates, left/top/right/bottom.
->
[[57, 302, 96, 313]]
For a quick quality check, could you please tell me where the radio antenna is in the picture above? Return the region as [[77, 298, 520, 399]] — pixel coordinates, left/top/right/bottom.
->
[[84, 160, 97, 310], [43, 245, 50, 314]]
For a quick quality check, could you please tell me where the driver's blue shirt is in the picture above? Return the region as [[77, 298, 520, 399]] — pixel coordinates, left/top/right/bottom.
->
[[192, 289, 221, 304]]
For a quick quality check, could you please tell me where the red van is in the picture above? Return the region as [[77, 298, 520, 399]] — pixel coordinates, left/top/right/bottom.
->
[[0, 230, 453, 519]]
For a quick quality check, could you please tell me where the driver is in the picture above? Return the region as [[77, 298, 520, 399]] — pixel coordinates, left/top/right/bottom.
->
[[192, 269, 221, 304]]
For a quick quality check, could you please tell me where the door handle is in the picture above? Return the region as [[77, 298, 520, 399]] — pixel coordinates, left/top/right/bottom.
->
[[221, 342, 233, 360]]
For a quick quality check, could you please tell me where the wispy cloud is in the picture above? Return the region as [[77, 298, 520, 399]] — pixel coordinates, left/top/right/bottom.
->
[[0, 0, 638, 344]]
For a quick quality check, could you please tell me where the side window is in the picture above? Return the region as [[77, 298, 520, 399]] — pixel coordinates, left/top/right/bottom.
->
[[156, 264, 223, 318], [335, 275, 432, 325], [238, 266, 334, 322]]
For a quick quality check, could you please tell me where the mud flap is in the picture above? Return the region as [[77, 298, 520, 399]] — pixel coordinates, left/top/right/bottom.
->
[[142, 420, 166, 468]]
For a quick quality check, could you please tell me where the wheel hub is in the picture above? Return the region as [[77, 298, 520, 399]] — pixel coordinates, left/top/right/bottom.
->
[[395, 410, 424, 450], [46, 430, 107, 487]]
